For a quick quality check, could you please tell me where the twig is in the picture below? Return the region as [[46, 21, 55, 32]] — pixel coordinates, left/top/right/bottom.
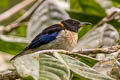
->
[[0, 34, 29, 43], [0, 0, 46, 43], [2, 0, 46, 34], [31, 45, 120, 55], [0, 0, 35, 23], [76, 45, 120, 55], [1, 45, 120, 79], [11, 45, 119, 61], [94, 7, 120, 27], [80, 6, 120, 41]]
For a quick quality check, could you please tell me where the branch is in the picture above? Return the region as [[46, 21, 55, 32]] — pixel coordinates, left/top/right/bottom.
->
[[1, 45, 120, 79], [33, 45, 120, 55], [0, 34, 29, 43], [2, 0, 46, 34], [0, 0, 35, 23], [0, 0, 46, 43], [80, 6, 120, 40], [76, 45, 120, 55], [94, 6, 120, 27]]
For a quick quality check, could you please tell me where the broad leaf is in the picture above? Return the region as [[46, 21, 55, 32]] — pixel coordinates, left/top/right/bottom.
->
[[69, 53, 98, 67], [67, 11, 103, 24], [27, 0, 69, 40], [13, 53, 70, 80], [93, 52, 120, 79], [39, 54, 70, 80], [111, 0, 120, 7], [70, 0, 106, 16], [73, 23, 119, 51], [54, 53, 113, 80]]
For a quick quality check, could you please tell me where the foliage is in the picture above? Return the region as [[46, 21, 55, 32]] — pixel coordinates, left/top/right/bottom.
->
[[0, 0, 120, 55], [68, 0, 120, 38], [0, 0, 120, 80], [13, 53, 113, 80], [0, 0, 27, 55]]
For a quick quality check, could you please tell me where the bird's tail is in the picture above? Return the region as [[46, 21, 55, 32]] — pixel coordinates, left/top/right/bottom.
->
[[10, 55, 18, 61], [10, 50, 28, 61]]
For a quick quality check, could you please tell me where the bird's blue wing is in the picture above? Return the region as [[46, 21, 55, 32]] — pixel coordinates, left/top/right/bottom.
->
[[27, 32, 59, 49], [10, 24, 63, 61]]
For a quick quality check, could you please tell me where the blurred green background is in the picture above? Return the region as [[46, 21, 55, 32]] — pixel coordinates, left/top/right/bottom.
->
[[0, 0, 120, 55], [0, 0, 27, 55]]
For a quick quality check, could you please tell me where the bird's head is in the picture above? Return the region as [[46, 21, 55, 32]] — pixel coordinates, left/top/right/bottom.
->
[[59, 19, 91, 32]]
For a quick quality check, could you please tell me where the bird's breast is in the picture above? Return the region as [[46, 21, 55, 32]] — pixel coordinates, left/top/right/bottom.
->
[[38, 30, 78, 51]]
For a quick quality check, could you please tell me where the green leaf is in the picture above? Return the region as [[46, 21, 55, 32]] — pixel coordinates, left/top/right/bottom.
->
[[12, 24, 27, 37], [0, 0, 9, 9], [70, 0, 106, 16], [109, 20, 120, 33], [72, 76, 88, 80], [54, 54, 114, 80], [0, 40, 27, 55], [78, 25, 93, 39], [70, 54, 98, 67], [73, 23, 119, 51], [39, 54, 70, 80], [112, 0, 120, 7], [13, 54, 70, 80], [22, 76, 34, 80], [67, 11, 103, 25], [0, 0, 25, 24], [27, 0, 69, 40]]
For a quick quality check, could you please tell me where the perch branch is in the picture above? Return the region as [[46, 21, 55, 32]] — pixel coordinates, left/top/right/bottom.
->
[[76, 45, 120, 55], [1, 45, 120, 79], [34, 45, 120, 55], [0, 0, 35, 23]]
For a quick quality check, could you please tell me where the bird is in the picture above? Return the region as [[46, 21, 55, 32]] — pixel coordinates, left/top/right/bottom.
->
[[10, 19, 91, 60]]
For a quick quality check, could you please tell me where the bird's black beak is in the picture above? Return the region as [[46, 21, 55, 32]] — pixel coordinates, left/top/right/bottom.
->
[[79, 22, 92, 26]]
